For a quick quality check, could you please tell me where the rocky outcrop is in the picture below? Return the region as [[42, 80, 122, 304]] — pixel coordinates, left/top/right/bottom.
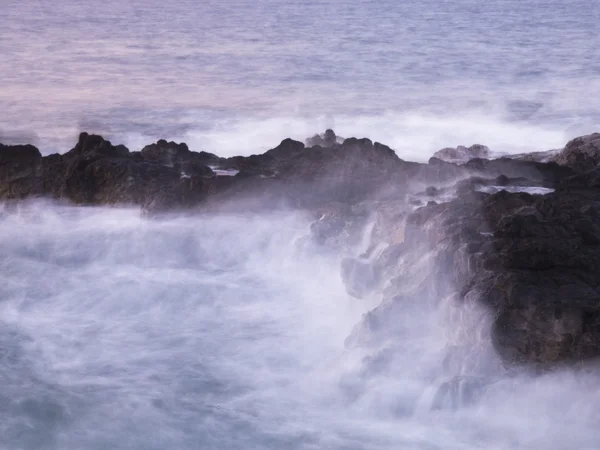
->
[[553, 133, 600, 171], [3, 129, 600, 372], [305, 129, 341, 148], [342, 165, 600, 369], [503, 148, 560, 163], [432, 144, 490, 164], [0, 143, 42, 182], [0, 133, 215, 209], [140, 139, 217, 177]]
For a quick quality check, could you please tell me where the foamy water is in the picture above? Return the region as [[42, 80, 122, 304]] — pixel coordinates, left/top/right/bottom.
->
[[1, 203, 599, 450]]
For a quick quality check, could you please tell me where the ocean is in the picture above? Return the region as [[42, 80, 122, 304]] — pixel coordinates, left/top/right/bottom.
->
[[2, 1, 600, 449], [2, 0, 599, 158]]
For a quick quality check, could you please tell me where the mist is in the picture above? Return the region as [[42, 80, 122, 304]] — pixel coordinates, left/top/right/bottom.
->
[[1, 201, 599, 450]]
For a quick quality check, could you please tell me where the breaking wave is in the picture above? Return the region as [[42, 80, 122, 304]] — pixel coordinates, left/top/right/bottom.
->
[[1, 202, 599, 450]]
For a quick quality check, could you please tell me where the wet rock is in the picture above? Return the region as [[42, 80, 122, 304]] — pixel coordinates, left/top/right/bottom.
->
[[67, 131, 130, 160], [265, 138, 305, 161], [141, 139, 190, 165], [140, 139, 216, 177], [504, 148, 560, 163], [0, 143, 42, 163], [276, 137, 408, 207], [306, 129, 340, 148], [432, 144, 490, 164], [462, 157, 573, 184], [347, 148, 600, 369], [553, 132, 600, 171], [0, 133, 215, 209], [0, 143, 42, 183]]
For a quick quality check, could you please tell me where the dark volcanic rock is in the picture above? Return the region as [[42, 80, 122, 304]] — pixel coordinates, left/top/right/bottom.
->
[[0, 143, 42, 163], [0, 133, 214, 209], [347, 169, 600, 368], [306, 129, 340, 148], [276, 138, 407, 206], [4, 129, 600, 371], [553, 133, 600, 171], [140, 139, 216, 177], [0, 143, 43, 197], [462, 157, 573, 184], [141, 139, 191, 164], [264, 138, 305, 161], [504, 148, 560, 163]]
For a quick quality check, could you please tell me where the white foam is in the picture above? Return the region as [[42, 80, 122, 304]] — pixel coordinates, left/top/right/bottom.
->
[[209, 167, 240, 176], [170, 111, 571, 162], [476, 185, 555, 195], [12, 110, 580, 162], [1, 201, 598, 449]]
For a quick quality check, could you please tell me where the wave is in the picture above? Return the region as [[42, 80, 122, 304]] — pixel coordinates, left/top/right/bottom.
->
[[5, 109, 587, 163], [168, 111, 573, 161], [1, 202, 599, 449]]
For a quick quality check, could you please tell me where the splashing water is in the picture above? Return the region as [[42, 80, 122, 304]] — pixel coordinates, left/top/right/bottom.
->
[[1, 202, 599, 450]]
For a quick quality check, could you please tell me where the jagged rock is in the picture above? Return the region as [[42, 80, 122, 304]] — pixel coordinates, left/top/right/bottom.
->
[[0, 143, 42, 163], [350, 174, 600, 368], [140, 139, 216, 177], [265, 138, 305, 161], [141, 139, 191, 165], [0, 133, 214, 209], [432, 144, 490, 164], [66, 132, 130, 160], [306, 129, 340, 148], [0, 143, 43, 197], [462, 157, 573, 184], [272, 138, 408, 206], [553, 133, 600, 171]]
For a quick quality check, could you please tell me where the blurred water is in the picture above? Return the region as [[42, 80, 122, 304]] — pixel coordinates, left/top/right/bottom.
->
[[1, 203, 600, 450], [1, 0, 599, 157]]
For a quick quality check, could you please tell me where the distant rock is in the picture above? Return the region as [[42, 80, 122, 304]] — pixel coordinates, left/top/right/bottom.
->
[[432, 144, 490, 164]]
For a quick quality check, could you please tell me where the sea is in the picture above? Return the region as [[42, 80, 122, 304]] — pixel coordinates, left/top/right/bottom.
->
[[1, 1, 600, 449]]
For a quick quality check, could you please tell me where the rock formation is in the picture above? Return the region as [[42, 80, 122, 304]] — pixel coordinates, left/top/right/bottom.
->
[[2, 129, 600, 373], [432, 144, 490, 164]]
